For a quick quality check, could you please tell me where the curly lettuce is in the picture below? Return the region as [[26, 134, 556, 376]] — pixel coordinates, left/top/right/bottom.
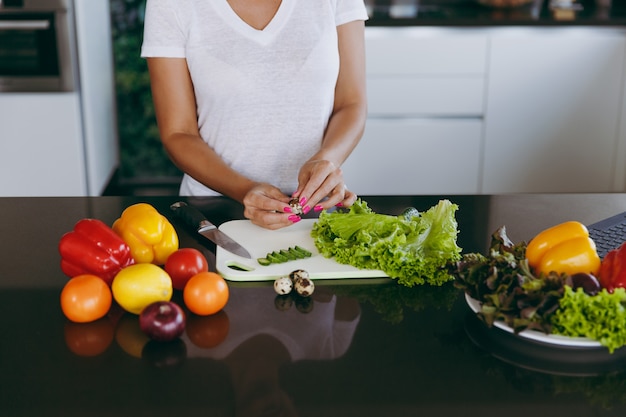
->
[[311, 199, 461, 286], [551, 287, 626, 353]]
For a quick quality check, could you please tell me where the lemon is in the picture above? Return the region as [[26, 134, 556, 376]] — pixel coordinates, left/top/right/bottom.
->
[[112, 264, 173, 314]]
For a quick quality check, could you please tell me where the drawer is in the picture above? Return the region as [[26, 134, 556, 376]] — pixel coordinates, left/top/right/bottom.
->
[[365, 27, 488, 75], [342, 118, 483, 195], [367, 77, 485, 116]]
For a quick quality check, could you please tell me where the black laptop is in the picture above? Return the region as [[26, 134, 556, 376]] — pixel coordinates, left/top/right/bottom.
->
[[587, 211, 626, 259]]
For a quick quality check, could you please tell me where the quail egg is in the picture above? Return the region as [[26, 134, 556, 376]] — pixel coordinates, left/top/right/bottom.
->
[[273, 276, 293, 295], [289, 269, 309, 283], [294, 277, 315, 297], [288, 197, 304, 215]]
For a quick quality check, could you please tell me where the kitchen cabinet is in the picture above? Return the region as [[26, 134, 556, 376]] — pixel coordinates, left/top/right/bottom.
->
[[0, 94, 87, 195], [349, 26, 626, 195], [0, 0, 117, 196], [343, 118, 483, 195], [615, 53, 626, 192], [482, 28, 626, 193], [343, 28, 488, 195]]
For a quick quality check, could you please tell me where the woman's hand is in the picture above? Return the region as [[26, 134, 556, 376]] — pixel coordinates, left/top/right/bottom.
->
[[242, 183, 304, 230], [294, 159, 357, 213]]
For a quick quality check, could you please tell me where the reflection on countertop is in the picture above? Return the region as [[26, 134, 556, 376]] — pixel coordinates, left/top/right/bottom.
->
[[364, 0, 625, 26]]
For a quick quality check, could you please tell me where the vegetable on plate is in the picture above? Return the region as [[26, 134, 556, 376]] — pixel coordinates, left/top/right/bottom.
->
[[451, 225, 626, 353], [599, 242, 626, 292], [525, 220, 601, 277]]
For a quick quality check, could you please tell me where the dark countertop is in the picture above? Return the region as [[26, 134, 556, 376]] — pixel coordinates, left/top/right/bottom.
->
[[365, 0, 626, 26], [3, 194, 626, 416]]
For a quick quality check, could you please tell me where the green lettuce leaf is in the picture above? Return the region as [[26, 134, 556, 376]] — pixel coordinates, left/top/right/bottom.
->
[[311, 199, 462, 286], [551, 287, 626, 353]]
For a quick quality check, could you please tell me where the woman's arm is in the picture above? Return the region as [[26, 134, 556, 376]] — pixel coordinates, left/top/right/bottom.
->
[[295, 19, 367, 209], [147, 57, 258, 202]]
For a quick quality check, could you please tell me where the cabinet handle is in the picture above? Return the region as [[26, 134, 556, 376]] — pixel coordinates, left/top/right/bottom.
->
[[0, 20, 50, 30]]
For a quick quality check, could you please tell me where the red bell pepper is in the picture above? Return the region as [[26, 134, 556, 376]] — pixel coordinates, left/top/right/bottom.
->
[[598, 242, 626, 292], [59, 218, 135, 285]]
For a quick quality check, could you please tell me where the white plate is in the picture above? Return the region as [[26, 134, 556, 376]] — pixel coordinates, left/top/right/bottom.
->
[[464, 293, 601, 348]]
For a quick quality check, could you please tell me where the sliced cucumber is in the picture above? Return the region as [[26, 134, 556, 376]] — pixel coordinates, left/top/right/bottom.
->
[[257, 257, 272, 266], [294, 246, 312, 257], [257, 245, 313, 266]]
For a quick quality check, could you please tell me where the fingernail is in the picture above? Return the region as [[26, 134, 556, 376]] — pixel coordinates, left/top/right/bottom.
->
[[335, 202, 343, 207], [302, 205, 311, 214], [283, 206, 292, 213], [292, 191, 300, 198], [314, 205, 323, 212], [299, 196, 307, 206], [288, 215, 301, 223]]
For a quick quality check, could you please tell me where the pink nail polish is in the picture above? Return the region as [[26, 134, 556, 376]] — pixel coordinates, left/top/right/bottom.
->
[[335, 202, 343, 207], [288, 215, 301, 223], [284, 206, 292, 213], [303, 205, 311, 214], [299, 196, 307, 206], [314, 205, 323, 212]]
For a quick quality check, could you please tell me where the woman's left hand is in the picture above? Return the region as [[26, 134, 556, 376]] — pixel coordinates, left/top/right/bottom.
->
[[294, 159, 357, 213]]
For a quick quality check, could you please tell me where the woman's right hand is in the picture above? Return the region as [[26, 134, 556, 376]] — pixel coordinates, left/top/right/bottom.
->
[[242, 183, 303, 230]]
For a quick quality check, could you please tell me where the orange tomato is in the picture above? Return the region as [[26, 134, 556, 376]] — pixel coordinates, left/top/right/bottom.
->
[[186, 310, 230, 348], [183, 272, 229, 316], [61, 274, 112, 323]]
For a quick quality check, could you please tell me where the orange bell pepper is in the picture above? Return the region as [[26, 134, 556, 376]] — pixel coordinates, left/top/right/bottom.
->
[[112, 203, 179, 265], [525, 221, 600, 277]]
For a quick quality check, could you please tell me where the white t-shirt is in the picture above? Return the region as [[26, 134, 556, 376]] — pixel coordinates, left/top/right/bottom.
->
[[141, 0, 368, 196]]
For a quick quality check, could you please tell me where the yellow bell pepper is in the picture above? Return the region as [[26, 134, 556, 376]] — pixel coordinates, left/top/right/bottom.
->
[[525, 220, 600, 277], [113, 203, 179, 265]]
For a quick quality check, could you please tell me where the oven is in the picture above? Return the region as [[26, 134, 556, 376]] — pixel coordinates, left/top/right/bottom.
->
[[0, 0, 76, 92]]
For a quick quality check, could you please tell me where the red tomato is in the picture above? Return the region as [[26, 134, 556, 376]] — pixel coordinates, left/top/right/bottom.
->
[[61, 274, 112, 323], [165, 248, 209, 290], [183, 272, 229, 316]]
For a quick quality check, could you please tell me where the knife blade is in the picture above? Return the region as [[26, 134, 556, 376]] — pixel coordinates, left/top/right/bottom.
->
[[170, 201, 252, 259]]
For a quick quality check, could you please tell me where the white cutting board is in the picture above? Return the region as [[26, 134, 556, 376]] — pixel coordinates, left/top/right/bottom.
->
[[215, 219, 388, 281]]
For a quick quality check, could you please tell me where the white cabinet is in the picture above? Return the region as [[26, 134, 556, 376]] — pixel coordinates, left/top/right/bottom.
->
[[614, 46, 626, 191], [352, 26, 626, 195], [0, 0, 117, 196], [0, 94, 87, 196], [482, 28, 626, 193], [344, 28, 488, 195], [343, 119, 483, 195]]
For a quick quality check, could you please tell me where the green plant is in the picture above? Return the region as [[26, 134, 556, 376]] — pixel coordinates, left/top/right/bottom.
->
[[110, 0, 182, 180]]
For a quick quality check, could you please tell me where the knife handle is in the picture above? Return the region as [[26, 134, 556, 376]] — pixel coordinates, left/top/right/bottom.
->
[[170, 201, 216, 231]]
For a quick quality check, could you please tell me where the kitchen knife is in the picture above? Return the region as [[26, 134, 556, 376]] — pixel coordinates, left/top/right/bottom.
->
[[170, 201, 252, 259]]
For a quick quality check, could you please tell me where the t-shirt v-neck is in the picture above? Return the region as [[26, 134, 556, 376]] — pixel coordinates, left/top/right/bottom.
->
[[213, 0, 294, 45]]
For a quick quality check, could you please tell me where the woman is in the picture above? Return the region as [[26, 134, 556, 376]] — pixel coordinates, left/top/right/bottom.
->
[[141, 0, 368, 229]]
